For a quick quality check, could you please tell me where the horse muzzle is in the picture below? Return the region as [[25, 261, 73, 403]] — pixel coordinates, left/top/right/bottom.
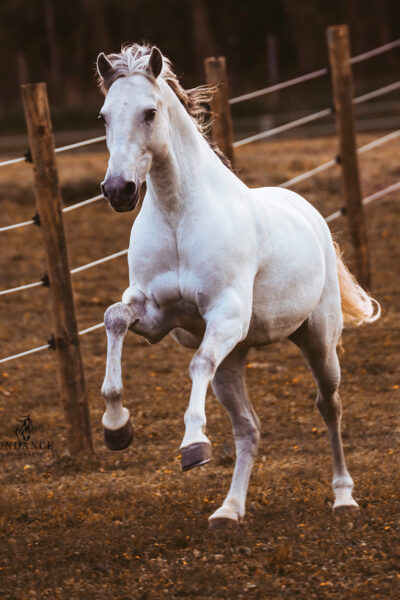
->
[[101, 176, 140, 212]]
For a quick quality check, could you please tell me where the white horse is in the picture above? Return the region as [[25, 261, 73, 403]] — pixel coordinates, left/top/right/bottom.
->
[[96, 44, 379, 528]]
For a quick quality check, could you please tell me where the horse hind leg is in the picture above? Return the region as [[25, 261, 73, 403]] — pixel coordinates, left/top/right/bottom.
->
[[208, 348, 260, 529], [290, 314, 358, 511], [101, 302, 135, 450]]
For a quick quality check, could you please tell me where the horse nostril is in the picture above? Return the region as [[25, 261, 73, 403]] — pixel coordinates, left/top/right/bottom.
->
[[101, 182, 108, 198], [125, 181, 136, 196]]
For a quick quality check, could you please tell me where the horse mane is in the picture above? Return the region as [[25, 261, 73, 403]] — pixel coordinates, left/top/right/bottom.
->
[[96, 43, 231, 169]]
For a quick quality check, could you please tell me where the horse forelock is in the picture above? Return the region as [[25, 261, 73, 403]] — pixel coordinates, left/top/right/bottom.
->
[[96, 43, 231, 170]]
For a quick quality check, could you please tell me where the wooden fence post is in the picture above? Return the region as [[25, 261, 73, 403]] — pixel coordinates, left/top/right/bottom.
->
[[327, 24, 371, 290], [204, 56, 235, 167], [21, 82, 93, 456]]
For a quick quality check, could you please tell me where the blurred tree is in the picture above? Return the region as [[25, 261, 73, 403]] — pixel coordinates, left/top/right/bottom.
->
[[44, 0, 61, 102], [0, 0, 399, 124], [189, 0, 216, 78], [282, 0, 332, 72], [85, 0, 112, 55]]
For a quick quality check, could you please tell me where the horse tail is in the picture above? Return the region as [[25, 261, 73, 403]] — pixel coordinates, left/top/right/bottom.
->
[[334, 242, 381, 327]]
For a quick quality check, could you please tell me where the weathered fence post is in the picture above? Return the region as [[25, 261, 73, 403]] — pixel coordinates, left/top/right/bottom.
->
[[21, 82, 93, 456], [327, 24, 371, 290], [204, 56, 235, 166]]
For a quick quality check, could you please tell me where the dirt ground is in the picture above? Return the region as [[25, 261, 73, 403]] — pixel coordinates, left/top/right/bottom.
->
[[0, 135, 399, 599]]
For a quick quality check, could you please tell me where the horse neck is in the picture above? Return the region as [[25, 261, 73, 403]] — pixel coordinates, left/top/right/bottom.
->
[[146, 83, 228, 219]]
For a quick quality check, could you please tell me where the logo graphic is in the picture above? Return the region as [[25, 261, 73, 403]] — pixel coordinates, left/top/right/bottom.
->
[[0, 414, 53, 456], [15, 415, 33, 442]]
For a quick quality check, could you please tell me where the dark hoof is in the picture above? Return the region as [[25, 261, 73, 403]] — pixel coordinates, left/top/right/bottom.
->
[[208, 517, 238, 530], [104, 420, 134, 451], [181, 442, 211, 471]]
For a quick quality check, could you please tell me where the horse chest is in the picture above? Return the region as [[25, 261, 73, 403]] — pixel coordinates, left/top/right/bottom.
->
[[129, 215, 226, 309]]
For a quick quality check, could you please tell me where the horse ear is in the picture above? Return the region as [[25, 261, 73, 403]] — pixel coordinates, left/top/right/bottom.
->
[[148, 46, 163, 79], [97, 52, 113, 80]]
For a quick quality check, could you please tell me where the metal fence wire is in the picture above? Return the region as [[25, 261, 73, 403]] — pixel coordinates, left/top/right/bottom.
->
[[1, 35, 400, 364]]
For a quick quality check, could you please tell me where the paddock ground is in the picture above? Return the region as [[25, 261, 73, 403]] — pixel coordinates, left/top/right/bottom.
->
[[0, 135, 399, 599]]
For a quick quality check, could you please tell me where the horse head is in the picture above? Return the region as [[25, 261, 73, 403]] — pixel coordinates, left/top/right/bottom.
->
[[96, 46, 169, 212]]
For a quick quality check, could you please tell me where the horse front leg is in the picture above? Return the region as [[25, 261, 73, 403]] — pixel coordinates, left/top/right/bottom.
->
[[102, 286, 172, 450], [208, 348, 260, 528], [101, 302, 135, 450], [180, 292, 246, 471]]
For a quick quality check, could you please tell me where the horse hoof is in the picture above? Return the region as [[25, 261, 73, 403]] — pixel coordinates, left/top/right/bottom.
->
[[333, 494, 359, 511], [208, 517, 238, 530], [104, 420, 134, 451], [181, 442, 211, 471], [333, 502, 360, 512]]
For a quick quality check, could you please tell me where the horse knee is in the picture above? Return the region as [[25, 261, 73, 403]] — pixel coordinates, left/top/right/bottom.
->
[[189, 349, 217, 380], [104, 302, 133, 336]]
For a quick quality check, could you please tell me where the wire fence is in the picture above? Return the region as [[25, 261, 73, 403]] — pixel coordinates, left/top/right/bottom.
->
[[0, 217, 36, 233], [54, 135, 106, 154], [280, 128, 400, 188], [62, 193, 103, 213], [0, 248, 128, 296], [0, 135, 106, 169], [70, 248, 128, 274], [0, 194, 104, 233], [233, 108, 333, 148], [2, 126, 400, 297], [229, 38, 400, 106], [353, 80, 400, 105], [0, 156, 26, 167], [0, 322, 105, 364], [234, 79, 400, 150], [1, 37, 399, 168], [1, 35, 400, 365], [349, 38, 400, 65], [325, 180, 400, 223], [0, 280, 43, 297], [229, 67, 329, 105], [2, 173, 398, 364]]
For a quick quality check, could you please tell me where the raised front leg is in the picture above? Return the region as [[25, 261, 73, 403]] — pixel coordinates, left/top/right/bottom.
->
[[102, 285, 177, 450], [102, 302, 135, 450], [180, 290, 248, 471], [209, 349, 260, 529]]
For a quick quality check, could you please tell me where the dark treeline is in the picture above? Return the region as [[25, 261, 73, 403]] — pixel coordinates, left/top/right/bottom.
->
[[1, 0, 400, 118]]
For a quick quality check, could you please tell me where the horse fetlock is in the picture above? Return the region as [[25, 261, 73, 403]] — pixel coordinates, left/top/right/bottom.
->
[[332, 474, 354, 491], [102, 405, 130, 430], [101, 384, 123, 402], [234, 437, 259, 460]]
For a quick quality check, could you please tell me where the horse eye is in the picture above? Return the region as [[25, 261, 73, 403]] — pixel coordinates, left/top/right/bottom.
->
[[144, 109, 156, 123]]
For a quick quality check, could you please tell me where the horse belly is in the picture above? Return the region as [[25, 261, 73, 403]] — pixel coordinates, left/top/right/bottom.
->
[[170, 325, 204, 349]]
